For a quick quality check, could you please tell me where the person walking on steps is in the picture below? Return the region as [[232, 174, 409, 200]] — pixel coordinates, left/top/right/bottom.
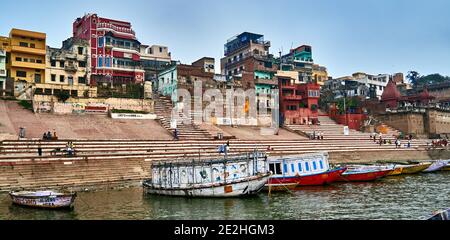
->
[[37, 141, 42, 156]]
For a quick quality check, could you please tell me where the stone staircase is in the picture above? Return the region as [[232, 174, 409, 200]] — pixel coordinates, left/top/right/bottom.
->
[[154, 95, 214, 140]]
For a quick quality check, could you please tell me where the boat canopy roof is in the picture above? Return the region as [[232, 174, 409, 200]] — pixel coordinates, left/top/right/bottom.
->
[[151, 152, 267, 167]]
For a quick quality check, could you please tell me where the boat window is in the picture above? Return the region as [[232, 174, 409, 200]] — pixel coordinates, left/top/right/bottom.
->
[[313, 161, 317, 170], [319, 161, 324, 169], [305, 162, 310, 171], [291, 164, 295, 173], [269, 163, 282, 175], [298, 163, 302, 172], [283, 163, 288, 174]]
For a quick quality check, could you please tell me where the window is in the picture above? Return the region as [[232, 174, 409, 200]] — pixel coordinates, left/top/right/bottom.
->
[[98, 57, 103, 67], [78, 77, 86, 84], [60, 61, 65, 67], [30, 43, 35, 48], [78, 47, 83, 55], [51, 74, 56, 82], [15, 57, 22, 62], [312, 161, 317, 170], [60, 75, 65, 83], [36, 59, 42, 64], [298, 163, 303, 172], [19, 42, 28, 47], [159, 47, 163, 52], [29, 59, 35, 63], [305, 162, 310, 171], [319, 161, 324, 169], [79, 61, 86, 67], [98, 37, 104, 47], [51, 60, 56, 67], [34, 74, 41, 83], [106, 57, 110, 67], [16, 71, 26, 77], [283, 163, 288, 174], [291, 164, 295, 173], [269, 163, 282, 175], [23, 58, 28, 62]]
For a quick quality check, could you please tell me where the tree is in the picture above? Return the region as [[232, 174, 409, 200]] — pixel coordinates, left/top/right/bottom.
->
[[417, 73, 450, 86], [406, 71, 420, 88], [55, 91, 70, 102]]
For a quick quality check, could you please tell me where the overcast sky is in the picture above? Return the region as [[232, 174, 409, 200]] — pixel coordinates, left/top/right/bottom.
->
[[1, 0, 449, 77]]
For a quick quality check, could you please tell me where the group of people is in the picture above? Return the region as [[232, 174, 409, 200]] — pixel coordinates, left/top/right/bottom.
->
[[429, 139, 449, 149], [311, 131, 324, 140], [42, 131, 58, 141], [370, 132, 412, 148]]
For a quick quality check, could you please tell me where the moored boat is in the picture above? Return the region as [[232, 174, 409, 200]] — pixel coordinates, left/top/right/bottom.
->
[[265, 152, 347, 188], [400, 162, 432, 174], [422, 160, 447, 173], [9, 190, 76, 209], [440, 160, 450, 171], [387, 167, 403, 176], [143, 151, 270, 197], [428, 208, 450, 220], [338, 167, 391, 182]]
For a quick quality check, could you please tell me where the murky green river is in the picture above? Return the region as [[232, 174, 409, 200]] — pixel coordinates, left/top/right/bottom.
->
[[0, 172, 448, 220]]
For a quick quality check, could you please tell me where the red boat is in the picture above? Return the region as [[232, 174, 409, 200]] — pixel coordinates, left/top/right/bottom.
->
[[337, 168, 391, 182], [265, 152, 347, 190]]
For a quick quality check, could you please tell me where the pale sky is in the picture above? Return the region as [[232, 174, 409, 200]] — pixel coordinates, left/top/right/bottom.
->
[[1, 0, 449, 78]]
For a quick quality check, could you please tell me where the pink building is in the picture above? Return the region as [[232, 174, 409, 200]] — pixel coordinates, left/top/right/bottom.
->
[[73, 13, 145, 85]]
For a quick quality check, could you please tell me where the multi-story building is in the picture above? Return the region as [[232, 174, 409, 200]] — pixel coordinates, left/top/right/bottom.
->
[[192, 57, 215, 73], [38, 37, 95, 97], [278, 75, 320, 125], [349, 72, 391, 99], [0, 36, 8, 96], [220, 32, 278, 124], [140, 44, 172, 86], [312, 64, 328, 86], [279, 45, 314, 83], [72, 13, 145, 85], [7, 29, 46, 97]]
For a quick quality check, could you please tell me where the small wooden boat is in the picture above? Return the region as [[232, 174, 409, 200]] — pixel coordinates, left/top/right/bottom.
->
[[423, 160, 447, 173], [428, 208, 450, 220], [338, 168, 391, 182], [400, 162, 432, 174], [265, 152, 347, 188], [387, 167, 403, 176], [9, 190, 76, 209], [440, 160, 450, 171], [143, 151, 271, 197]]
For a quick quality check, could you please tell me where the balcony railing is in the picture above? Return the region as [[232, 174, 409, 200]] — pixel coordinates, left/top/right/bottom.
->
[[112, 64, 143, 70], [255, 78, 277, 85], [283, 94, 302, 100], [97, 22, 135, 35], [105, 42, 139, 52], [64, 64, 78, 72]]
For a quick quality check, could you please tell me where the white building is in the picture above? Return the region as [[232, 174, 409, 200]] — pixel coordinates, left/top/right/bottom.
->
[[349, 72, 391, 99]]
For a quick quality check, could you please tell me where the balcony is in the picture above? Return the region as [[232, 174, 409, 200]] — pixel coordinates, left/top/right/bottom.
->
[[97, 22, 135, 35], [105, 42, 139, 52], [11, 61, 46, 69], [64, 64, 78, 72], [255, 78, 277, 85], [11, 45, 46, 55], [283, 94, 302, 101]]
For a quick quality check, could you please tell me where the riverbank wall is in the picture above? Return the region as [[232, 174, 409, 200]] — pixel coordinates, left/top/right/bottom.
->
[[0, 149, 447, 192]]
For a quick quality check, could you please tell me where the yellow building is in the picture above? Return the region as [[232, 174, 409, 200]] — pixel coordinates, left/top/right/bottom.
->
[[312, 64, 328, 86], [8, 29, 46, 95], [0, 36, 10, 95]]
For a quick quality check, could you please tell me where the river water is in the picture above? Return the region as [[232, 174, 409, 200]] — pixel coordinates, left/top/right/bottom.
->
[[0, 172, 448, 220]]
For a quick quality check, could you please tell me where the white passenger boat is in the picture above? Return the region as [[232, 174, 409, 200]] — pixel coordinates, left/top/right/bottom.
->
[[143, 151, 270, 197], [9, 190, 76, 209]]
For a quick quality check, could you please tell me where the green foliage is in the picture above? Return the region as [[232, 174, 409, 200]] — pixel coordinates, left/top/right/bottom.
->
[[336, 97, 361, 114], [18, 100, 33, 111], [311, 104, 318, 111], [299, 102, 306, 108], [417, 73, 450, 86], [407, 71, 420, 88], [55, 91, 70, 102], [97, 83, 144, 99]]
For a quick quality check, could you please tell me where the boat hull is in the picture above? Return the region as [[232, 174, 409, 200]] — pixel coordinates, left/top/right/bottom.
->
[[143, 174, 270, 198], [423, 161, 447, 173], [401, 163, 432, 174], [338, 169, 391, 182], [441, 165, 450, 171], [266, 168, 346, 187], [428, 208, 450, 220], [9, 193, 76, 209], [387, 167, 403, 176]]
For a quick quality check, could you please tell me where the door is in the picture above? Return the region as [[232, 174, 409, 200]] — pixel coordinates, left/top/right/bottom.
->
[[68, 76, 74, 85]]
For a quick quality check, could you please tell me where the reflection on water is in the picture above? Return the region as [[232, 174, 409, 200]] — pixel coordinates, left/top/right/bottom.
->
[[0, 172, 448, 220]]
